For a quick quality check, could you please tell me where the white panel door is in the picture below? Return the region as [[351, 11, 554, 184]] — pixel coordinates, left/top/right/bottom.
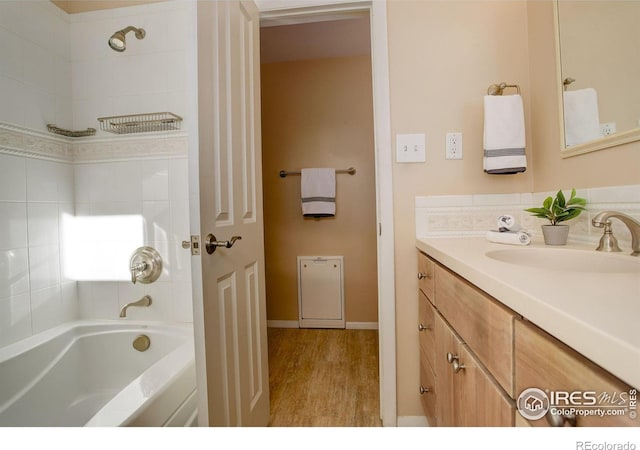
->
[[196, 0, 269, 426]]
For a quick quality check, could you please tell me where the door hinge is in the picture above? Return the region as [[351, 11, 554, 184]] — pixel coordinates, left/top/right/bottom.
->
[[182, 235, 201, 255]]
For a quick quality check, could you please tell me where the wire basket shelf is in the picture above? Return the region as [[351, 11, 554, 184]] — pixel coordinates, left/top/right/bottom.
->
[[97, 112, 182, 135]]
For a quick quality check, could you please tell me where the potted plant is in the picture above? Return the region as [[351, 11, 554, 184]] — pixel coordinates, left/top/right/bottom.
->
[[525, 188, 587, 245]]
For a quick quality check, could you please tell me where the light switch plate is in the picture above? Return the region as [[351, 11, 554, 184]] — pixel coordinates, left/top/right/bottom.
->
[[396, 133, 426, 163]]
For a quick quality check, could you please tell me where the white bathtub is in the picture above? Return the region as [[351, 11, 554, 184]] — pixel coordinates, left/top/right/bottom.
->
[[0, 320, 197, 427]]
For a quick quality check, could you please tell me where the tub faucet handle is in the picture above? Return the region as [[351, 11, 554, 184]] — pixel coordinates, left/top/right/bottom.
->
[[130, 261, 147, 284], [129, 246, 163, 284]]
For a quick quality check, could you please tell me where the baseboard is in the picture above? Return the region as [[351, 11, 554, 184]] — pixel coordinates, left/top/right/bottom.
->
[[267, 320, 298, 328], [267, 320, 379, 330], [397, 416, 429, 427], [346, 322, 378, 330]]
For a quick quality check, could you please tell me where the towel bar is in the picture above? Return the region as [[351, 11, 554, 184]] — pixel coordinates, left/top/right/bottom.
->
[[279, 167, 356, 178]]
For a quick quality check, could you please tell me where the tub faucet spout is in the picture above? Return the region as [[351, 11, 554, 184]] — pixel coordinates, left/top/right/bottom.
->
[[119, 295, 152, 318], [592, 211, 640, 256]]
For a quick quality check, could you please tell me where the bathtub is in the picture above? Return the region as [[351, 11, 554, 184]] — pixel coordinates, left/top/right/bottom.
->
[[0, 320, 197, 427]]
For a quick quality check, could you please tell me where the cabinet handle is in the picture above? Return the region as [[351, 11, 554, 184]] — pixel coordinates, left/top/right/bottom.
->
[[419, 385, 430, 395], [546, 410, 577, 427], [418, 323, 431, 332], [446, 352, 458, 364], [417, 272, 429, 280], [452, 359, 465, 373]]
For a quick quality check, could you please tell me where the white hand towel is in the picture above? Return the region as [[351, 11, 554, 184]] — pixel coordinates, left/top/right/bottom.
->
[[563, 88, 602, 147], [301, 168, 336, 217], [486, 230, 531, 246], [483, 94, 527, 174]]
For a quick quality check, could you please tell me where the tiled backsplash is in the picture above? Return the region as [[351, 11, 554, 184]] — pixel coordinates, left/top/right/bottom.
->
[[416, 185, 640, 247]]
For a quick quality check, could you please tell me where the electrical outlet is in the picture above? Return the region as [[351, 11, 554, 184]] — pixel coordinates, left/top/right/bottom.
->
[[600, 122, 616, 136], [396, 133, 426, 163], [445, 132, 463, 160]]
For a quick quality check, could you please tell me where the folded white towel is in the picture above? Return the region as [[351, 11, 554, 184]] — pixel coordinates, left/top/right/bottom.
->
[[563, 88, 602, 147], [301, 168, 336, 217], [483, 94, 527, 174], [486, 230, 531, 246]]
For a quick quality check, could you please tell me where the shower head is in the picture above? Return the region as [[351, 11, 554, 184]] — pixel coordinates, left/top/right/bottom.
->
[[108, 26, 146, 52]]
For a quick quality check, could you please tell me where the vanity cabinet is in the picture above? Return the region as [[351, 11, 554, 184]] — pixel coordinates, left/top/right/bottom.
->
[[417, 245, 638, 428], [515, 319, 637, 427], [417, 251, 515, 426]]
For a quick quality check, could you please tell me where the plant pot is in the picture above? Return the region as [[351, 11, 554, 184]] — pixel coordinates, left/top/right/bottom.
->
[[541, 224, 570, 246]]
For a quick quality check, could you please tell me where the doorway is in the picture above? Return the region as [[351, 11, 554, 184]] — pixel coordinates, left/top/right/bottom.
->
[[259, 11, 380, 425]]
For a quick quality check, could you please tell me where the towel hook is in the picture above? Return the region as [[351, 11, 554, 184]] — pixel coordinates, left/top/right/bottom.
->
[[487, 82, 521, 96], [563, 77, 575, 91]]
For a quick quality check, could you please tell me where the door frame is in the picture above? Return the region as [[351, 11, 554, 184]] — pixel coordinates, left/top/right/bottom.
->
[[257, 0, 397, 426], [188, 0, 397, 426]]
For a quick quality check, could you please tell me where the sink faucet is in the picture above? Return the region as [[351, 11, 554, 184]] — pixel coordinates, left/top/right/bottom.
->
[[119, 295, 152, 318], [592, 211, 640, 256]]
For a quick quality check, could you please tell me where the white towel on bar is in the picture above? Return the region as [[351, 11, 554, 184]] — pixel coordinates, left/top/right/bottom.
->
[[563, 88, 602, 147], [483, 94, 527, 174], [301, 168, 336, 217]]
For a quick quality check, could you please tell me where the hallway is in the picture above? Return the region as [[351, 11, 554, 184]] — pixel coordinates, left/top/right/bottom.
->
[[267, 328, 381, 427]]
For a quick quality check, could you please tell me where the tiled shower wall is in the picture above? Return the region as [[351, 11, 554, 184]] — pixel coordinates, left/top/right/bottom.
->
[[74, 153, 192, 323], [416, 185, 640, 247], [0, 1, 195, 348], [0, 146, 192, 348], [0, 153, 76, 346]]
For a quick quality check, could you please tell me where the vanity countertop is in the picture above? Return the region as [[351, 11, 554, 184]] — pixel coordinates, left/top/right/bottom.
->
[[416, 236, 640, 389]]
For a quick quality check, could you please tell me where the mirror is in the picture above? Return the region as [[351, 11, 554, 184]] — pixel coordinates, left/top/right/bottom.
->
[[556, 0, 640, 157]]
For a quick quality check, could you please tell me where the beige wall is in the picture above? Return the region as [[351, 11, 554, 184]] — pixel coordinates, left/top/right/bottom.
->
[[388, 0, 639, 417], [387, 0, 534, 416], [261, 56, 378, 324]]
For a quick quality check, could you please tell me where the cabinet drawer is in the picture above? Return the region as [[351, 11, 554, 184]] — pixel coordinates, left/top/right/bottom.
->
[[417, 252, 435, 301], [435, 264, 516, 397], [515, 319, 637, 427], [420, 359, 437, 426], [419, 291, 436, 371]]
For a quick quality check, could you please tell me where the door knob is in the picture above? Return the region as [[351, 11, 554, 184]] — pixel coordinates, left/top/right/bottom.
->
[[205, 234, 242, 254]]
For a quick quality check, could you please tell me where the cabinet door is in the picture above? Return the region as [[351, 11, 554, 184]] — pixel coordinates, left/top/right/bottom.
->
[[457, 344, 515, 427], [435, 313, 464, 426], [515, 319, 637, 427], [436, 312, 515, 427]]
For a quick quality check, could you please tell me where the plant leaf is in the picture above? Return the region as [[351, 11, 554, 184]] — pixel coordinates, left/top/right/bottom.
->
[[556, 190, 566, 208], [543, 196, 553, 210], [524, 207, 550, 215]]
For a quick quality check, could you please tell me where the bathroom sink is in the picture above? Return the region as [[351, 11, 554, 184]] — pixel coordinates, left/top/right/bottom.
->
[[485, 248, 640, 274]]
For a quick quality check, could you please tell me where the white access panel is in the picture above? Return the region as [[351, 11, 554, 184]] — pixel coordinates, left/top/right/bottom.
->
[[297, 256, 345, 329]]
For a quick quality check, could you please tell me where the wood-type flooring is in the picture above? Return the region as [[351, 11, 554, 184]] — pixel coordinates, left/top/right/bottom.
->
[[267, 328, 381, 427]]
